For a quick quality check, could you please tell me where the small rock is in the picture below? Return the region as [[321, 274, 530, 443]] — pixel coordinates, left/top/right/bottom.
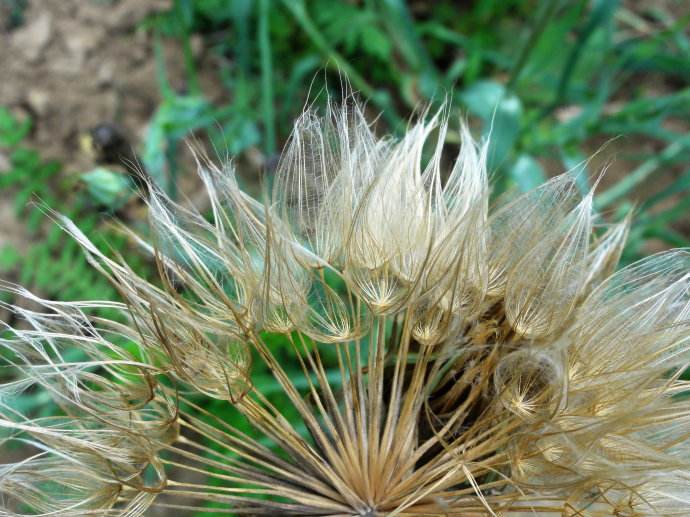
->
[[11, 12, 52, 62], [49, 54, 81, 76], [110, 0, 173, 31], [246, 147, 266, 171], [555, 105, 583, 123], [191, 35, 204, 59], [26, 89, 50, 116], [63, 26, 104, 67], [0, 152, 10, 174], [97, 62, 115, 87]]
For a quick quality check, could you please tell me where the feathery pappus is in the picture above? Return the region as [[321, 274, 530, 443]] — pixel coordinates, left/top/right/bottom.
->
[[2, 99, 690, 516]]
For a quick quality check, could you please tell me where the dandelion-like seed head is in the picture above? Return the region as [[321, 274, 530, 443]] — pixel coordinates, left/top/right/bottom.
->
[[2, 98, 690, 515]]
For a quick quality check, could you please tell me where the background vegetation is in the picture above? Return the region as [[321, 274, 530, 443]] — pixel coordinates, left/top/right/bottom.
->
[[1, 0, 689, 514]]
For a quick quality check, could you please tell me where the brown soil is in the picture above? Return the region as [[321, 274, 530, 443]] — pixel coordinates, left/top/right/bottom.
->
[[0, 0, 237, 271], [0, 0, 213, 323], [1, 1, 179, 168]]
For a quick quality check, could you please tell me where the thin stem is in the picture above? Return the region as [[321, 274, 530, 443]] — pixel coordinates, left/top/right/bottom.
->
[[181, 32, 200, 95], [259, 0, 276, 155], [166, 137, 179, 200], [153, 33, 173, 99], [595, 135, 690, 210]]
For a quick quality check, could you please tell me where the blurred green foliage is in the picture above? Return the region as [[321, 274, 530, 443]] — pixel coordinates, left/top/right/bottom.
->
[[2, 2, 690, 513], [0, 107, 145, 311], [135, 0, 690, 262], [0, 0, 27, 30], [2, 2, 689, 298]]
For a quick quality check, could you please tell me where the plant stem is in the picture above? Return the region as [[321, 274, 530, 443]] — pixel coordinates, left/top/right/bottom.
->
[[167, 137, 179, 200], [379, 0, 440, 82], [182, 32, 200, 95], [153, 33, 173, 99], [595, 135, 690, 210], [259, 0, 276, 155]]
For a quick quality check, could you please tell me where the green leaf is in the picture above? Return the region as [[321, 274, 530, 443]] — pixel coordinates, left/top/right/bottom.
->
[[379, 0, 440, 94], [0, 245, 20, 272], [195, 0, 241, 22], [142, 95, 216, 187], [359, 24, 392, 61], [460, 80, 523, 171], [223, 117, 260, 155], [0, 106, 31, 148], [81, 167, 131, 209], [313, 0, 390, 61], [509, 154, 546, 192], [460, 80, 506, 120], [488, 94, 522, 171]]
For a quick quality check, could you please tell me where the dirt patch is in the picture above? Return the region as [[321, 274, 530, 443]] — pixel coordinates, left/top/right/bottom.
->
[[0, 0, 180, 172], [0, 0, 235, 280]]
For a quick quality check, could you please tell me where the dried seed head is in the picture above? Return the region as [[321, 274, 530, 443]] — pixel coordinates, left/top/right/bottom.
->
[[3, 98, 690, 516]]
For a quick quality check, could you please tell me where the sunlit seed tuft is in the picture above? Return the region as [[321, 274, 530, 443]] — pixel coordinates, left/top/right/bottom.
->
[[2, 98, 690, 516]]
